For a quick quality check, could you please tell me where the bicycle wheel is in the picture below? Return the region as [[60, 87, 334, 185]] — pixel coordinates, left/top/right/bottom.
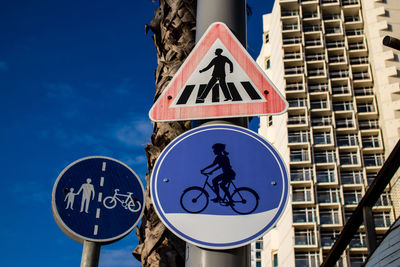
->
[[180, 186, 209, 213], [128, 200, 141, 212], [230, 187, 259, 215], [103, 197, 117, 209]]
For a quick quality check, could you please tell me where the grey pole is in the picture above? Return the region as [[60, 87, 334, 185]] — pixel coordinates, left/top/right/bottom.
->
[[186, 1, 250, 266], [80, 241, 101, 267]]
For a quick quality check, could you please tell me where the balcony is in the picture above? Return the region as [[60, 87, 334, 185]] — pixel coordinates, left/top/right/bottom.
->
[[318, 189, 340, 204], [281, 10, 299, 17], [343, 190, 362, 205], [308, 83, 328, 93], [295, 230, 316, 246], [336, 118, 356, 130], [293, 208, 317, 223], [350, 57, 368, 65], [285, 66, 304, 76], [303, 25, 322, 33], [308, 68, 326, 77], [346, 29, 364, 37], [311, 116, 332, 127], [326, 41, 345, 49], [362, 136, 381, 149], [342, 0, 359, 6], [283, 24, 300, 31], [321, 0, 340, 4], [306, 53, 325, 62], [357, 103, 375, 113], [325, 27, 342, 35], [284, 52, 302, 60], [354, 87, 373, 96], [340, 171, 363, 185], [313, 133, 332, 145], [332, 85, 350, 96], [283, 37, 302, 45], [359, 120, 379, 130], [363, 154, 384, 167], [292, 187, 312, 202], [336, 134, 358, 147], [316, 170, 336, 183], [333, 102, 353, 112], [290, 149, 310, 162], [311, 101, 329, 113], [303, 12, 319, 19], [288, 98, 307, 108], [288, 116, 307, 125], [319, 210, 341, 225], [339, 153, 359, 166], [286, 82, 304, 92], [345, 16, 361, 23], [305, 39, 322, 47], [290, 168, 313, 182], [373, 212, 392, 228], [348, 42, 366, 51], [330, 70, 349, 79], [329, 55, 346, 64], [323, 14, 341, 21], [314, 151, 336, 164]]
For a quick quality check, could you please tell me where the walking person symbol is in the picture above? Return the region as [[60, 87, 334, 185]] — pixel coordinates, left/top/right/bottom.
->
[[201, 143, 236, 204], [64, 188, 76, 210], [77, 178, 95, 213], [197, 48, 234, 102]]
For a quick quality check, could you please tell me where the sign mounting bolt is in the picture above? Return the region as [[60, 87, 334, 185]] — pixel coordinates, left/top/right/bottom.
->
[[167, 95, 172, 100]]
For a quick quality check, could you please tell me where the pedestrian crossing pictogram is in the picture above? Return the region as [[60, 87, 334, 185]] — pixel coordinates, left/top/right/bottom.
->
[[149, 22, 288, 122]]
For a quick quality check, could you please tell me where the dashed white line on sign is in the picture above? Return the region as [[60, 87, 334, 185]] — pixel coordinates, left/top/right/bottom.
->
[[98, 192, 103, 202], [102, 162, 106, 171], [94, 225, 99, 235], [96, 208, 101, 219], [100, 177, 104, 187]]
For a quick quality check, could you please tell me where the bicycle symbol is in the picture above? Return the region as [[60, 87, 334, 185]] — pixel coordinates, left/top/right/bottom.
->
[[103, 189, 141, 212], [180, 173, 259, 215]]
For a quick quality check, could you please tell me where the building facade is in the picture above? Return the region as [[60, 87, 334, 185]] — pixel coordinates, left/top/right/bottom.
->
[[255, 0, 400, 266]]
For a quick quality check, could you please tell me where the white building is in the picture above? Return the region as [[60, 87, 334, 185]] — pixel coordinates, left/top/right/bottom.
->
[[254, 0, 400, 266]]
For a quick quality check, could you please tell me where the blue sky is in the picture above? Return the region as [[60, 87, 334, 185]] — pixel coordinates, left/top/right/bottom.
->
[[0, 1, 273, 266]]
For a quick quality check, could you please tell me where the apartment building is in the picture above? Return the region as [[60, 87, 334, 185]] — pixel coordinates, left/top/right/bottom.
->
[[254, 0, 400, 266]]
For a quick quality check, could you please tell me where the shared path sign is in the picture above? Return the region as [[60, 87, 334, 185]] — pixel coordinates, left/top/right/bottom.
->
[[151, 124, 289, 249], [52, 156, 145, 243], [149, 22, 288, 122]]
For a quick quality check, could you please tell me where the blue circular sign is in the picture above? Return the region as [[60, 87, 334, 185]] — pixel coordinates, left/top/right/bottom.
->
[[52, 156, 145, 243], [151, 124, 289, 249]]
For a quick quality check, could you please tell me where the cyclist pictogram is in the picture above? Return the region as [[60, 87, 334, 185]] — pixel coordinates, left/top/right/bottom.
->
[[180, 143, 259, 215], [180, 172, 259, 214], [103, 189, 141, 212]]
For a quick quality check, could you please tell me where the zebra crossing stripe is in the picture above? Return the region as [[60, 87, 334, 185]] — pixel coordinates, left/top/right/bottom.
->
[[241, 82, 262, 100], [177, 82, 260, 105], [227, 83, 242, 101], [176, 85, 195, 105]]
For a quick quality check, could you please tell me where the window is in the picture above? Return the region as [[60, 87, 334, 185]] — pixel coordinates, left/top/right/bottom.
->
[[289, 131, 309, 143], [292, 187, 312, 202], [350, 233, 366, 248], [316, 169, 336, 183], [340, 152, 359, 165], [387, 24, 392, 32], [363, 154, 384, 166], [320, 231, 340, 247], [295, 229, 316, 245], [336, 134, 358, 146], [291, 149, 309, 162], [317, 188, 340, 203], [295, 252, 320, 267], [272, 252, 278, 267], [350, 254, 367, 267], [394, 54, 399, 62], [384, 10, 390, 17], [265, 32, 269, 43], [268, 115, 273, 126], [313, 132, 332, 145], [314, 150, 336, 163], [374, 212, 391, 227], [265, 57, 271, 70], [375, 192, 391, 206], [291, 167, 313, 181], [319, 209, 340, 224], [340, 171, 363, 184], [255, 241, 263, 250], [293, 207, 316, 223], [362, 135, 380, 148], [366, 172, 377, 185], [343, 190, 362, 205]]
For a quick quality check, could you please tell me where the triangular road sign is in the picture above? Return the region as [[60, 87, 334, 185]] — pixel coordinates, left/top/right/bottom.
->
[[149, 22, 288, 122]]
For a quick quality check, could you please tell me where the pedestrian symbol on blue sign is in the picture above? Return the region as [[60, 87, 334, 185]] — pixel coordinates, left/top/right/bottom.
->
[[52, 156, 145, 244], [151, 124, 289, 249]]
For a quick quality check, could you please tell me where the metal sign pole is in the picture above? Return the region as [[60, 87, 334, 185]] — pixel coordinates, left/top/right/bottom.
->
[[186, 0, 250, 266], [80, 241, 101, 267]]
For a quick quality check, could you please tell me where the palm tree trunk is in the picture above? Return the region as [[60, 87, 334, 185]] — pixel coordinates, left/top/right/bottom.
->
[[133, 0, 196, 266]]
